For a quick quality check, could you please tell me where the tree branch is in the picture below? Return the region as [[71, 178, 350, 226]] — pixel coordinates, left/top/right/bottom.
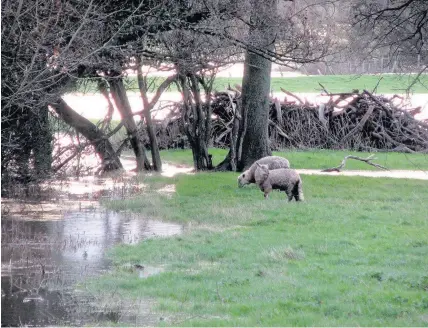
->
[[321, 155, 388, 172]]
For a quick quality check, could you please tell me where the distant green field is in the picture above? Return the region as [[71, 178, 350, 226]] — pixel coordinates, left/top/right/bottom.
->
[[220, 74, 428, 94], [75, 74, 428, 94], [159, 148, 428, 171]]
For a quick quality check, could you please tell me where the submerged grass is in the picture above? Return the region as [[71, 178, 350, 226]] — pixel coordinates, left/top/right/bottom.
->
[[97, 171, 428, 326], [160, 148, 428, 171]]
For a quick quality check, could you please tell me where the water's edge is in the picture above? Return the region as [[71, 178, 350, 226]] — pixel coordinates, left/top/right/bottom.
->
[[1, 176, 183, 326]]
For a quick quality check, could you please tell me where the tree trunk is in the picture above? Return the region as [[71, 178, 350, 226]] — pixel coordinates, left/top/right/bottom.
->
[[177, 73, 213, 171], [237, 0, 275, 171], [33, 105, 53, 176], [51, 98, 123, 171], [237, 51, 273, 170], [109, 76, 151, 171], [215, 93, 243, 171], [136, 64, 162, 172]]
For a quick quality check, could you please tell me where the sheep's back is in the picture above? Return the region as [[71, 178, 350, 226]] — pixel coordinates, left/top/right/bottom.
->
[[268, 169, 301, 187], [247, 156, 290, 182]]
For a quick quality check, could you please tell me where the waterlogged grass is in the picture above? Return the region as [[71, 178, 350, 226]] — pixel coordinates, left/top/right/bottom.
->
[[160, 148, 428, 171], [74, 74, 428, 94], [96, 172, 428, 326]]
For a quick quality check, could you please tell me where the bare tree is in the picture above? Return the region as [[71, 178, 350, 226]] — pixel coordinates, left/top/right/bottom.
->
[[1, 0, 119, 190], [2, 0, 339, 187], [51, 99, 123, 171], [237, 0, 277, 170], [135, 57, 177, 172], [215, 0, 334, 170], [353, 0, 428, 75], [66, 0, 235, 172]]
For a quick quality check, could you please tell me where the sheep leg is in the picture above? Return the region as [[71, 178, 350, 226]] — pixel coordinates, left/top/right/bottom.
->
[[285, 185, 294, 201], [290, 182, 299, 201], [263, 186, 272, 199], [296, 180, 304, 201]]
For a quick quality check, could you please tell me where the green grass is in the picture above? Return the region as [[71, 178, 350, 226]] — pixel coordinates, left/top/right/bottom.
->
[[160, 148, 428, 171], [93, 172, 428, 326], [74, 74, 428, 94], [214, 74, 428, 94]]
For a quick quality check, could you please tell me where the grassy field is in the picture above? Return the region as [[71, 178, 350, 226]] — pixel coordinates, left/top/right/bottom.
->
[[75, 74, 428, 94], [94, 171, 428, 326], [160, 148, 428, 171]]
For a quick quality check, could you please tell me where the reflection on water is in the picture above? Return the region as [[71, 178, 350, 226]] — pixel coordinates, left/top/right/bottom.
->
[[1, 175, 183, 326]]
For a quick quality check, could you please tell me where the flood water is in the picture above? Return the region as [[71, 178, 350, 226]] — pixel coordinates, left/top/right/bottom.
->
[[1, 172, 184, 326]]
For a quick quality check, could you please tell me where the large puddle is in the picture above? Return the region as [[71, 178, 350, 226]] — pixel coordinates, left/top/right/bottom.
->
[[1, 172, 184, 326]]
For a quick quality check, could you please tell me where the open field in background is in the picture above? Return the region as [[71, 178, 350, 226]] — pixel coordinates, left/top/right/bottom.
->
[[76, 74, 428, 94], [65, 73, 428, 122], [95, 169, 428, 326], [159, 148, 428, 171]]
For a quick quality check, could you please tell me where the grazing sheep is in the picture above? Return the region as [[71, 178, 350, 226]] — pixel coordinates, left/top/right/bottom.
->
[[237, 156, 290, 188], [254, 163, 304, 201]]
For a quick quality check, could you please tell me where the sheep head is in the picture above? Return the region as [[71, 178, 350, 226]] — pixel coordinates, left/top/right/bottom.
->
[[237, 169, 251, 188], [254, 163, 270, 184]]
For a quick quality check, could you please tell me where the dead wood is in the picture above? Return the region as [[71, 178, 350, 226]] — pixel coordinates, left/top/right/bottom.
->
[[321, 155, 388, 172], [280, 88, 305, 104], [144, 87, 428, 155], [342, 105, 375, 142]]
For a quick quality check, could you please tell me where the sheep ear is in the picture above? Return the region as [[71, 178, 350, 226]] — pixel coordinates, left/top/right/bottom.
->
[[256, 162, 261, 168]]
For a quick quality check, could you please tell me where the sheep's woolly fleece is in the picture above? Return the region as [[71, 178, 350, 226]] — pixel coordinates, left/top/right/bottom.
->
[[254, 164, 304, 201], [237, 156, 290, 187]]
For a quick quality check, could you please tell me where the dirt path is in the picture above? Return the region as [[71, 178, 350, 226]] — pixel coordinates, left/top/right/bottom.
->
[[297, 169, 428, 180]]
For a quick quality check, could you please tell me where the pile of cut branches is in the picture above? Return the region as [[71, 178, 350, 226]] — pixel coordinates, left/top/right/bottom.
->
[[212, 87, 428, 152], [140, 88, 428, 153]]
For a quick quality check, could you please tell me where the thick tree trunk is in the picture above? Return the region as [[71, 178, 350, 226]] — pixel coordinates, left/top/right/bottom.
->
[[109, 77, 151, 171], [189, 74, 213, 170], [237, 0, 276, 171], [215, 0, 275, 172], [52, 99, 123, 171], [237, 50, 273, 170]]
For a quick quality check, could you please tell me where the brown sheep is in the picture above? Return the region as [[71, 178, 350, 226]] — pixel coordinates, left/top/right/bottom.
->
[[254, 163, 304, 201], [237, 156, 290, 188]]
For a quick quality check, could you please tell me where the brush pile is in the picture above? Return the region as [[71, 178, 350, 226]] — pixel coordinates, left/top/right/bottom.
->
[[140, 88, 428, 153], [211, 87, 428, 152]]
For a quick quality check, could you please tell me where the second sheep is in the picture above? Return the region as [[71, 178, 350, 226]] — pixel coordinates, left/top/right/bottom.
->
[[254, 163, 304, 201]]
